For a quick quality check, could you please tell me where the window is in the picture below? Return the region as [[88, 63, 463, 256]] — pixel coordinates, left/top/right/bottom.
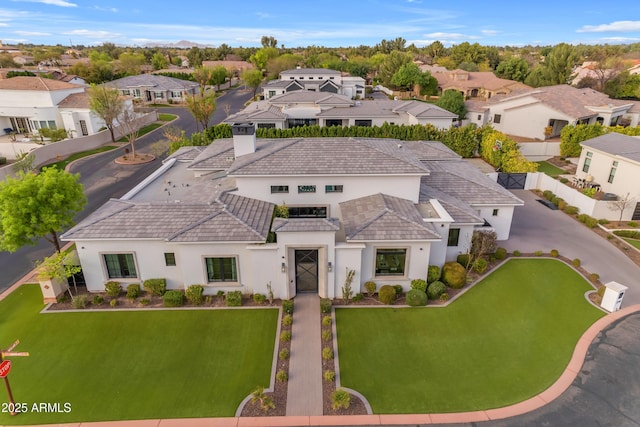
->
[[308, 76, 314, 79], [325, 119, 342, 127], [375, 248, 407, 276], [582, 151, 592, 173], [79, 120, 88, 136], [288, 206, 327, 218], [205, 257, 238, 282], [325, 185, 343, 193], [477, 114, 481, 121], [171, 91, 182, 98], [493, 114, 501, 124], [354, 119, 372, 127], [270, 185, 289, 193], [608, 161, 618, 183], [492, 209, 499, 216], [48, 120, 56, 129], [134, 89, 141, 97], [287, 118, 317, 128], [298, 185, 316, 193], [122, 89, 130, 96], [103, 253, 137, 279], [447, 229, 460, 246], [318, 76, 323, 80], [258, 123, 276, 129], [268, 90, 276, 97], [154, 91, 164, 99], [164, 252, 176, 266]]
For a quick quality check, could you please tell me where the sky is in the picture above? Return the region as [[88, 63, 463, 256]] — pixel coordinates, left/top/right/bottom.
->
[[1, 0, 640, 48]]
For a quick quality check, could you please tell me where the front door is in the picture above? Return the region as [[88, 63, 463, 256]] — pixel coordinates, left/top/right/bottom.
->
[[295, 249, 318, 293]]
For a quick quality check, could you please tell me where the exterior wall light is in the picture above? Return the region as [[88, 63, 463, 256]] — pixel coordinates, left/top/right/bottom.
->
[[281, 262, 286, 273], [328, 261, 333, 272]]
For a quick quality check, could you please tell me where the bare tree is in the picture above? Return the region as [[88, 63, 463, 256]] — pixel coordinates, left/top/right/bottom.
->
[[88, 85, 125, 142], [607, 193, 636, 222], [118, 107, 144, 159]]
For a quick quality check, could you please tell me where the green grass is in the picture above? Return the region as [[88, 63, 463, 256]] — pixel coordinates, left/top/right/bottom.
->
[[622, 237, 640, 250], [158, 113, 177, 122], [335, 259, 604, 414], [117, 123, 162, 142], [0, 285, 277, 425], [40, 146, 117, 171], [536, 161, 566, 177]]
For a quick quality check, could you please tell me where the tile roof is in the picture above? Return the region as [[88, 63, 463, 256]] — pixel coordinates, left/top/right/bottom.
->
[[581, 133, 640, 163], [340, 193, 441, 241], [225, 102, 288, 123], [280, 68, 341, 76], [432, 70, 532, 93], [57, 91, 90, 108], [421, 160, 524, 206], [419, 185, 484, 224], [272, 217, 340, 232], [268, 91, 353, 105], [0, 76, 82, 91], [61, 193, 274, 242], [104, 74, 199, 91], [227, 137, 430, 176]]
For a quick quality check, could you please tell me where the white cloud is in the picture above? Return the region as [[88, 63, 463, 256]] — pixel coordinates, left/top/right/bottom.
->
[[11, 0, 77, 7], [92, 6, 118, 12], [598, 36, 640, 43], [255, 12, 272, 19], [481, 29, 499, 36], [422, 32, 479, 41], [15, 30, 50, 35], [0, 23, 8, 27], [577, 20, 640, 33], [63, 29, 120, 39]]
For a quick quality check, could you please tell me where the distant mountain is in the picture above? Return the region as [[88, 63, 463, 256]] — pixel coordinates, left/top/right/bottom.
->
[[143, 40, 213, 49]]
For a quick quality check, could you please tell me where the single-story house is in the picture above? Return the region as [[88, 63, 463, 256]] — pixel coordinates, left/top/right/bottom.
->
[[225, 90, 458, 130], [428, 68, 531, 100], [0, 76, 105, 138], [263, 68, 366, 100], [466, 85, 640, 140], [577, 133, 640, 220], [104, 74, 199, 103], [62, 124, 523, 299]]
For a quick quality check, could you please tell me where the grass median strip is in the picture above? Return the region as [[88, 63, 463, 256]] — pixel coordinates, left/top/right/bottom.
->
[[0, 284, 278, 425], [335, 259, 604, 414]]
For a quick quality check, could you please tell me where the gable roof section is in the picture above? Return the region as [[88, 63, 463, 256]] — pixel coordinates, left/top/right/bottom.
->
[[419, 185, 484, 224], [581, 133, 640, 164], [227, 137, 430, 176], [280, 68, 341, 77], [272, 217, 340, 232], [268, 91, 352, 105], [422, 160, 524, 206], [340, 193, 441, 241], [225, 103, 287, 123], [61, 193, 274, 242], [57, 91, 90, 108], [0, 76, 82, 91], [392, 100, 458, 119]]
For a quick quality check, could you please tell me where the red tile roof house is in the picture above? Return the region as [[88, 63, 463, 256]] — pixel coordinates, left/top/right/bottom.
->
[[62, 124, 522, 299]]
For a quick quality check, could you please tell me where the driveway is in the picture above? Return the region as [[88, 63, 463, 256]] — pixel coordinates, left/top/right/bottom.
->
[[503, 190, 640, 306]]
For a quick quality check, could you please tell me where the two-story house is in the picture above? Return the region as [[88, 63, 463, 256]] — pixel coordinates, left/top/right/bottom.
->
[[263, 68, 366, 100]]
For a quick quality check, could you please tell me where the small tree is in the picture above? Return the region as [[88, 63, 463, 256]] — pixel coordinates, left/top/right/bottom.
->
[[118, 107, 144, 159], [469, 230, 497, 269], [342, 269, 355, 304], [242, 69, 264, 100], [607, 193, 636, 222], [250, 386, 275, 412], [210, 65, 229, 91], [185, 91, 217, 132], [88, 85, 125, 142], [36, 251, 81, 297], [436, 89, 467, 120]]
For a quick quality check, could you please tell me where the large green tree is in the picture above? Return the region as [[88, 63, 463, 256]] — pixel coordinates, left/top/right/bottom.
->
[[0, 168, 86, 253], [88, 85, 125, 142], [495, 57, 530, 82], [436, 90, 467, 120], [242, 69, 264, 100], [378, 50, 412, 86]]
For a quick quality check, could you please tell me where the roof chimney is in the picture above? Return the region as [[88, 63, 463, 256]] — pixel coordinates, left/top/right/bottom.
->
[[231, 123, 256, 158]]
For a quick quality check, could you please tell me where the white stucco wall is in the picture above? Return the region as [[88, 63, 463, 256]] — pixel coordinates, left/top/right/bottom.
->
[[478, 206, 516, 240], [335, 243, 365, 297], [489, 98, 574, 140], [359, 241, 432, 291], [577, 148, 640, 201]]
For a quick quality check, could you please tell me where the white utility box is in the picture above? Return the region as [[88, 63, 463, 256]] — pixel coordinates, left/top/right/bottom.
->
[[600, 281, 628, 312]]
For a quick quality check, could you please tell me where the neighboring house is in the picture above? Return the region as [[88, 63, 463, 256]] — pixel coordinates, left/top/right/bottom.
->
[[50, 70, 86, 86], [466, 85, 640, 141], [12, 55, 35, 66], [104, 74, 199, 103], [225, 90, 458, 129], [61, 124, 523, 299], [577, 133, 640, 220], [263, 68, 366, 100], [426, 68, 531, 100], [202, 60, 254, 76], [0, 40, 20, 54], [0, 76, 105, 138]]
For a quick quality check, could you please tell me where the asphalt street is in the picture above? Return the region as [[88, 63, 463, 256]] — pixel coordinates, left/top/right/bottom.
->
[[0, 86, 254, 292]]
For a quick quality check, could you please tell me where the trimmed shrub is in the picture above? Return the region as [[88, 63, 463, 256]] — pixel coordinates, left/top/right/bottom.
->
[[322, 315, 332, 326], [282, 314, 293, 326], [410, 278, 427, 292], [282, 300, 294, 314], [143, 278, 166, 296], [320, 298, 332, 313], [253, 293, 266, 304], [280, 330, 292, 342], [557, 199, 568, 210], [104, 281, 122, 297], [110, 299, 117, 307], [353, 293, 364, 302], [534, 250, 543, 256], [378, 285, 397, 305], [322, 347, 334, 360], [564, 205, 579, 215], [126, 283, 140, 300], [71, 295, 87, 309], [494, 247, 507, 260], [513, 250, 521, 257], [597, 286, 606, 297], [473, 257, 488, 273], [324, 370, 335, 382], [441, 262, 467, 289], [204, 295, 213, 305], [427, 265, 441, 283], [226, 290, 242, 306], [550, 249, 559, 257], [542, 190, 554, 200], [614, 230, 640, 239], [364, 281, 377, 296], [439, 292, 450, 302], [427, 281, 446, 300], [92, 295, 104, 305], [393, 284, 404, 298], [321, 330, 332, 341], [331, 389, 351, 410], [598, 218, 610, 225], [585, 217, 598, 228], [279, 349, 290, 360], [276, 370, 288, 382], [163, 290, 183, 307], [405, 289, 428, 306], [139, 298, 150, 306], [0, 157, 6, 165], [572, 258, 581, 267], [629, 221, 639, 227], [185, 284, 204, 305], [559, 177, 569, 184], [589, 273, 600, 283], [456, 254, 471, 268]]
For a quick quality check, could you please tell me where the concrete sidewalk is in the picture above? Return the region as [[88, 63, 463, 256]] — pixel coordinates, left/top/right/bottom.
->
[[285, 293, 323, 416]]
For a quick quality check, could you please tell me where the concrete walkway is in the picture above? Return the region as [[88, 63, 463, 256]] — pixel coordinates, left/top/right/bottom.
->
[[285, 293, 323, 416]]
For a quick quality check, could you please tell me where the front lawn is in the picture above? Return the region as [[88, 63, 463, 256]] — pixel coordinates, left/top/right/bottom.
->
[[622, 237, 640, 250], [335, 259, 604, 414], [536, 161, 566, 177], [40, 146, 117, 171], [0, 285, 278, 425]]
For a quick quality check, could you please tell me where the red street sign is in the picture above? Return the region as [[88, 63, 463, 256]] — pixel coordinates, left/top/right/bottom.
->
[[0, 360, 11, 378]]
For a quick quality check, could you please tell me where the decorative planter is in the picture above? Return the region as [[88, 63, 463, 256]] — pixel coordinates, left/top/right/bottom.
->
[[39, 277, 69, 303]]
